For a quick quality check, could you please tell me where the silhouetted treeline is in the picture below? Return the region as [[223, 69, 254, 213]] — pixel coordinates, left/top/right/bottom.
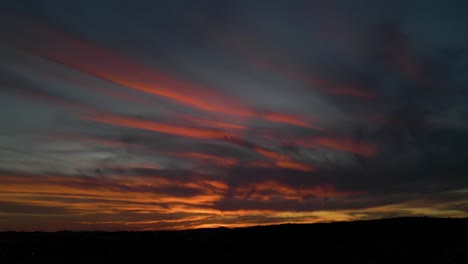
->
[[1, 217, 467, 263]]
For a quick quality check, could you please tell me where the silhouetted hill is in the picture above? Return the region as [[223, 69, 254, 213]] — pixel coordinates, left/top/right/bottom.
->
[[1, 217, 467, 263]]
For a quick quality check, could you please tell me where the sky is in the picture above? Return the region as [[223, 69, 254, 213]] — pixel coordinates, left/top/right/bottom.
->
[[0, 0, 467, 231]]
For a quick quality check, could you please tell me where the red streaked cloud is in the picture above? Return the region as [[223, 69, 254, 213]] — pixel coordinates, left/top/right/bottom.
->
[[82, 112, 328, 167], [16, 22, 255, 118], [8, 19, 323, 130], [312, 137, 377, 157], [83, 113, 229, 140], [222, 135, 315, 172], [392, 50, 430, 86], [286, 136, 378, 157], [379, 25, 433, 88], [255, 147, 315, 172], [86, 74, 253, 118], [248, 49, 377, 100], [261, 111, 320, 129], [175, 152, 237, 168], [260, 63, 378, 100], [192, 18, 377, 100], [179, 115, 247, 131], [248, 161, 276, 169], [275, 161, 315, 172]]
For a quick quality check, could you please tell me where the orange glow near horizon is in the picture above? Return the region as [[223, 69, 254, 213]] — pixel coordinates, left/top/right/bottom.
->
[[0, 172, 368, 231]]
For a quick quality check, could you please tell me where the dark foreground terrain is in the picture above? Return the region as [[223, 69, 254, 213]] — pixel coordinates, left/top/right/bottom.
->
[[1, 217, 467, 263]]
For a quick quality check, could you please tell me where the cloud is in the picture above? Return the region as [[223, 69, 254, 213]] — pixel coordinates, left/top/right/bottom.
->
[[193, 14, 378, 100], [83, 113, 230, 140], [254, 147, 315, 172], [260, 111, 321, 129], [0, 167, 364, 230], [173, 152, 237, 168], [285, 136, 378, 157], [1, 2, 468, 231], [3, 18, 327, 130], [372, 22, 434, 88], [0, 70, 97, 113]]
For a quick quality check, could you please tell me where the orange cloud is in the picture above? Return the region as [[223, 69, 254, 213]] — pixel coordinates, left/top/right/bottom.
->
[[0, 171, 369, 231], [0, 173, 226, 210]]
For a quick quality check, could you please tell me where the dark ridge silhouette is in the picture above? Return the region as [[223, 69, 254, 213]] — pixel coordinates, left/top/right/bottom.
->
[[1, 217, 467, 263]]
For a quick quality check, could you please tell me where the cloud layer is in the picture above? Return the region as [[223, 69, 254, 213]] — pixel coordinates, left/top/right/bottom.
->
[[0, 0, 467, 230]]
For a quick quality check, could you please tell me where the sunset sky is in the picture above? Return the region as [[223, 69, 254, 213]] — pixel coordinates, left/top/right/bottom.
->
[[1, 0, 468, 231]]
